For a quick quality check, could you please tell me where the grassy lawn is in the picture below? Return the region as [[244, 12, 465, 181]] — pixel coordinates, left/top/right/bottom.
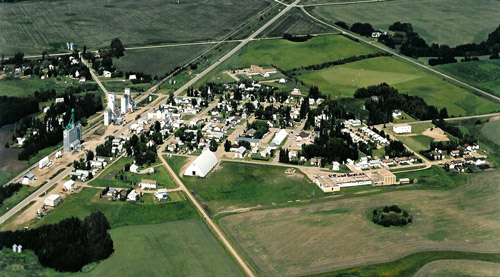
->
[[165, 155, 188, 176], [396, 134, 434, 152], [170, 158, 324, 214], [83, 220, 243, 277], [0, 0, 270, 55], [113, 44, 211, 78], [394, 166, 468, 190], [36, 188, 198, 229], [89, 157, 177, 189], [310, 0, 500, 46], [437, 59, 500, 97], [0, 247, 64, 276], [219, 169, 499, 275], [297, 56, 500, 116], [0, 76, 88, 97], [0, 185, 38, 217]]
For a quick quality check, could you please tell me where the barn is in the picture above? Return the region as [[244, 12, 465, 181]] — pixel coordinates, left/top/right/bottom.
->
[[184, 150, 218, 178]]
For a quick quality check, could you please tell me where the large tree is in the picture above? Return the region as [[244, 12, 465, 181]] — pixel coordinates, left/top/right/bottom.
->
[[110, 38, 125, 58]]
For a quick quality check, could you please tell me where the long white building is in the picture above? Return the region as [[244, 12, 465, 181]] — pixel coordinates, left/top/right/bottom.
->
[[184, 150, 218, 178]]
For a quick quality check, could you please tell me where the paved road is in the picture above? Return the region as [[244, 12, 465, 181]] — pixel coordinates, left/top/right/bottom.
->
[[300, 7, 500, 104], [0, 167, 73, 225]]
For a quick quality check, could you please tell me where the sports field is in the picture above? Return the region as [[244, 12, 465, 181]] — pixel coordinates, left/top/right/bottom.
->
[[0, 0, 270, 55], [437, 60, 500, 97], [85, 220, 243, 277], [297, 56, 500, 116], [220, 169, 500, 275], [178, 160, 324, 214], [414, 260, 500, 277], [113, 44, 212, 78], [309, 0, 500, 46]]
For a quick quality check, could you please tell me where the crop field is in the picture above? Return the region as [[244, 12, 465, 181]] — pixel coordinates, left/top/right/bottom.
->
[[258, 7, 334, 38], [481, 117, 500, 147], [437, 60, 500, 97], [113, 44, 212, 78], [88, 156, 177, 189], [85, 220, 243, 277], [36, 188, 197, 229], [414, 259, 500, 277], [0, 0, 270, 55], [0, 76, 94, 98], [297, 56, 500, 116], [177, 160, 324, 214], [309, 0, 500, 46], [219, 168, 500, 276]]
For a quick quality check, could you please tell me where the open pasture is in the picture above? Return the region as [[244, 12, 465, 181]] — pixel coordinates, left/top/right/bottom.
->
[[414, 259, 500, 277], [297, 56, 500, 116], [482, 117, 500, 147], [0, 76, 93, 98], [113, 44, 212, 78], [85, 220, 243, 277], [220, 170, 500, 276], [437, 60, 500, 97], [178, 160, 324, 214], [0, 0, 270, 55], [309, 0, 500, 46]]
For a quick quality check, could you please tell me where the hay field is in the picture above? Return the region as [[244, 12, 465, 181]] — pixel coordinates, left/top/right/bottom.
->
[[84, 220, 243, 277], [482, 117, 500, 146], [297, 56, 500, 116], [438, 60, 500, 97], [310, 0, 500, 46], [220, 170, 500, 276], [414, 260, 500, 277], [0, 0, 269, 55]]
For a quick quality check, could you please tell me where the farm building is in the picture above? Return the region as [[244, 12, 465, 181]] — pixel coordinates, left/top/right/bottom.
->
[[184, 150, 218, 178], [393, 124, 412, 134], [22, 172, 35, 185], [63, 180, 76, 191], [140, 179, 158, 189], [44, 194, 61, 207]]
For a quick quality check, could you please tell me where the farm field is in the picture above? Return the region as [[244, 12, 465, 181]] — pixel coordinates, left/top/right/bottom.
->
[[89, 157, 177, 189], [258, 7, 334, 38], [437, 60, 500, 97], [0, 76, 94, 98], [481, 117, 500, 147], [84, 220, 243, 277], [297, 56, 500, 116], [171, 158, 324, 214], [220, 170, 500, 276], [35, 188, 197, 229], [113, 44, 212, 78], [414, 259, 500, 277], [309, 0, 500, 46], [0, 0, 270, 55]]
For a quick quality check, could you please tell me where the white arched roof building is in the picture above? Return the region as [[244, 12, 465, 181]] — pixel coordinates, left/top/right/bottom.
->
[[184, 150, 218, 178]]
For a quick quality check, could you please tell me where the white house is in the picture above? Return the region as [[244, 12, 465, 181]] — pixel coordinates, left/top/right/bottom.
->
[[154, 189, 169, 201], [332, 162, 340, 171], [393, 125, 412, 134], [184, 150, 218, 178], [130, 164, 139, 173], [22, 172, 35, 185], [127, 190, 138, 201], [44, 194, 61, 207], [139, 179, 157, 189], [63, 180, 76, 191]]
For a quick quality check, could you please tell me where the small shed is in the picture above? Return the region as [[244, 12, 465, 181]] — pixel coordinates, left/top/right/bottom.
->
[[44, 194, 61, 207], [22, 172, 35, 185], [63, 180, 76, 191]]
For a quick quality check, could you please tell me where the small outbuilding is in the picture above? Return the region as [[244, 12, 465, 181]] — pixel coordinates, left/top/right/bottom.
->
[[63, 180, 76, 191], [44, 194, 61, 207], [22, 172, 35, 185]]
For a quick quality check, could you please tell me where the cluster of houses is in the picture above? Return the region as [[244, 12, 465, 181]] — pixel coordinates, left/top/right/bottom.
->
[[314, 169, 397, 192], [341, 128, 368, 145], [352, 155, 419, 170], [360, 127, 390, 146], [102, 186, 168, 202]]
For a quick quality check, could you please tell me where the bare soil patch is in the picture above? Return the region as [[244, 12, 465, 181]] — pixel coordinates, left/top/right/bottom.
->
[[422, 127, 449, 142]]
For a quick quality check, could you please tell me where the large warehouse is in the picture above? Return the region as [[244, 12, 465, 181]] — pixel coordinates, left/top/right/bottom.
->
[[184, 150, 218, 178]]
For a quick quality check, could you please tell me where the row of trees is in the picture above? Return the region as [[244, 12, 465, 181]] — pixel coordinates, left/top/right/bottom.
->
[[0, 212, 114, 272]]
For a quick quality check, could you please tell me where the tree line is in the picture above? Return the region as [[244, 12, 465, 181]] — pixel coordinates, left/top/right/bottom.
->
[[0, 183, 22, 206]]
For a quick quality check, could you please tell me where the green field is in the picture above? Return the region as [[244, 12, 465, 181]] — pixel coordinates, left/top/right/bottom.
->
[[309, 0, 500, 46], [113, 44, 212, 78], [481, 118, 500, 146], [169, 158, 324, 214], [36, 188, 196, 229], [396, 135, 434, 152], [413, 259, 500, 277], [0, 185, 38, 217], [0, 0, 270, 55], [89, 157, 177, 189], [84, 220, 243, 277], [437, 60, 500, 97], [220, 169, 499, 275], [297, 56, 500, 116], [258, 7, 334, 38], [0, 76, 94, 97]]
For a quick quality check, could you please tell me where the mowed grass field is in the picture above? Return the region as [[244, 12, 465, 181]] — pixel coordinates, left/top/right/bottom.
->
[[219, 170, 500, 276], [297, 56, 500, 116], [0, 0, 270, 55], [169, 157, 324, 214], [0, 76, 93, 97], [482, 117, 500, 146], [310, 0, 500, 46], [437, 60, 500, 97], [113, 44, 212, 78], [414, 259, 500, 277], [84, 220, 243, 277]]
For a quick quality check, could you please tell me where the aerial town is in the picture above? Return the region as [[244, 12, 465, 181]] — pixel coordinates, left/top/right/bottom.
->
[[1, 0, 500, 275]]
